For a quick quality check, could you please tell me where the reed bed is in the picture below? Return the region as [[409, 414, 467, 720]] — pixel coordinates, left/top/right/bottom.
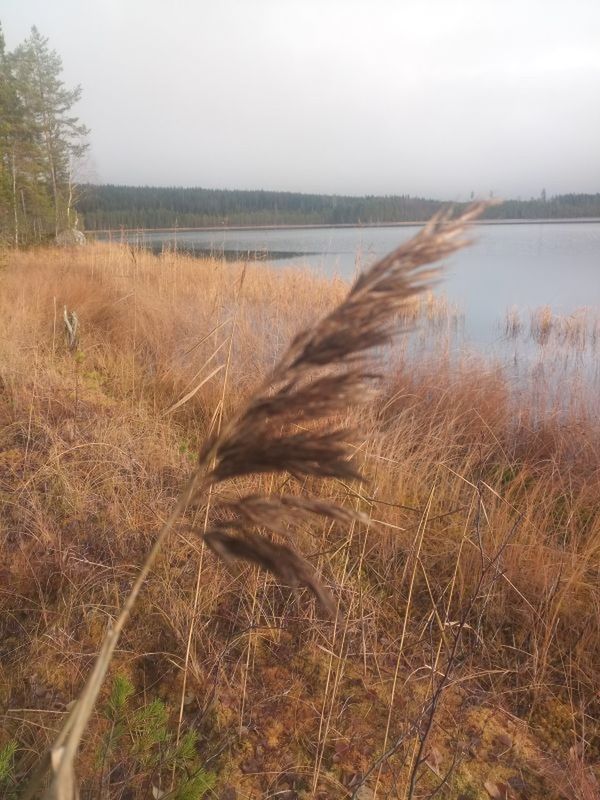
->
[[505, 304, 600, 353], [1, 223, 599, 799]]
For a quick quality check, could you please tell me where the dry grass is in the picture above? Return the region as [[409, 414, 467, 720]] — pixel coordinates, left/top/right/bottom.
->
[[505, 304, 600, 354], [1, 232, 599, 799]]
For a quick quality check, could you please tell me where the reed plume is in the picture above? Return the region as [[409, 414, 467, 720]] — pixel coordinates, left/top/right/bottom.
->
[[25, 202, 487, 799]]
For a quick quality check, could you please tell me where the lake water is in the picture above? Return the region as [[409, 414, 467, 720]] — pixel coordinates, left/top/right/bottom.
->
[[100, 222, 600, 360]]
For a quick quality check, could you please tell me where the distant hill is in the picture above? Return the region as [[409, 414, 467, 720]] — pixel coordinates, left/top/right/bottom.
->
[[77, 185, 600, 230]]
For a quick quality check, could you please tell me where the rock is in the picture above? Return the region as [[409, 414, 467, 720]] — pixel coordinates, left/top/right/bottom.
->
[[56, 229, 86, 246]]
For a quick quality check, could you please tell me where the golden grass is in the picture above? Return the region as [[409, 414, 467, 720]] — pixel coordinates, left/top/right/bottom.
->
[[1, 241, 599, 798], [505, 304, 600, 354]]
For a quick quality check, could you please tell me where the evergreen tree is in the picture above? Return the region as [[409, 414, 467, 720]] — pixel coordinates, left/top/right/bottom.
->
[[12, 26, 89, 235], [76, 186, 600, 231], [0, 23, 23, 244], [1, 24, 89, 243]]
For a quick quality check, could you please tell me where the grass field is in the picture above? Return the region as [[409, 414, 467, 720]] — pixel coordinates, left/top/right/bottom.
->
[[1, 242, 599, 799]]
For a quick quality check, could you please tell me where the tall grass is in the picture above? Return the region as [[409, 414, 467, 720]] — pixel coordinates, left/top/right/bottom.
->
[[1, 219, 599, 798]]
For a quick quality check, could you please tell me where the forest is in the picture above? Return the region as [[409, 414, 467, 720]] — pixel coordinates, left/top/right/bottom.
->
[[79, 185, 600, 230]]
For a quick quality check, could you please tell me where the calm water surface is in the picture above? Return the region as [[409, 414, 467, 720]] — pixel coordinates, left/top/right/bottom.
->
[[102, 223, 600, 350]]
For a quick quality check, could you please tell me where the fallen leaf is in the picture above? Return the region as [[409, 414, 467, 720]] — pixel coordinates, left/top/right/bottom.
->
[[569, 742, 584, 761], [426, 745, 443, 777], [484, 780, 511, 799], [494, 733, 513, 750]]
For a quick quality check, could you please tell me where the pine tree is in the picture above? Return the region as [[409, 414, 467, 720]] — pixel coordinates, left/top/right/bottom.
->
[[10, 26, 89, 238], [0, 23, 23, 245]]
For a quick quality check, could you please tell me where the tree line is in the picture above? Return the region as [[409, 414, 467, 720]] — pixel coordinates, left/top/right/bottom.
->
[[0, 23, 89, 245], [79, 185, 600, 230]]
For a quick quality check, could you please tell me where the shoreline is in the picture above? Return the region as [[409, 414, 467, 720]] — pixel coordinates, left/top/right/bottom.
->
[[87, 217, 600, 235]]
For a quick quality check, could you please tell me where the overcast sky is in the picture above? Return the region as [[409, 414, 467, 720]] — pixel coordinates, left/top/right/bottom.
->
[[2, 0, 599, 198]]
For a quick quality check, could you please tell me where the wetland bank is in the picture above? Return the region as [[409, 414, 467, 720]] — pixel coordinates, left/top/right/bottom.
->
[[2, 229, 599, 797]]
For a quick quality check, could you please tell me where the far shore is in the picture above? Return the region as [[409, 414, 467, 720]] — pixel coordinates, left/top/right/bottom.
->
[[87, 217, 600, 236]]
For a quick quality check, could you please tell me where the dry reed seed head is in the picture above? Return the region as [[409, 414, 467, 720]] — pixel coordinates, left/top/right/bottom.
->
[[200, 208, 487, 476], [217, 493, 369, 537], [203, 528, 336, 617], [208, 427, 363, 484], [195, 204, 488, 604], [241, 369, 381, 424], [288, 325, 392, 369]]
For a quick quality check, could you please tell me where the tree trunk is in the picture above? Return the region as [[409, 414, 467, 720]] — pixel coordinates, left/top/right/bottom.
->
[[11, 150, 18, 248]]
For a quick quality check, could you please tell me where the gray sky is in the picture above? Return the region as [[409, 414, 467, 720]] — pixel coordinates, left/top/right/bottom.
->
[[2, 0, 599, 198]]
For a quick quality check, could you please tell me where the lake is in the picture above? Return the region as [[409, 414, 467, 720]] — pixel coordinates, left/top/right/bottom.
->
[[98, 222, 600, 362]]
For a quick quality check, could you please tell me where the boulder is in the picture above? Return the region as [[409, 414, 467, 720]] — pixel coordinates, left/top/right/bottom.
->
[[56, 229, 86, 246]]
